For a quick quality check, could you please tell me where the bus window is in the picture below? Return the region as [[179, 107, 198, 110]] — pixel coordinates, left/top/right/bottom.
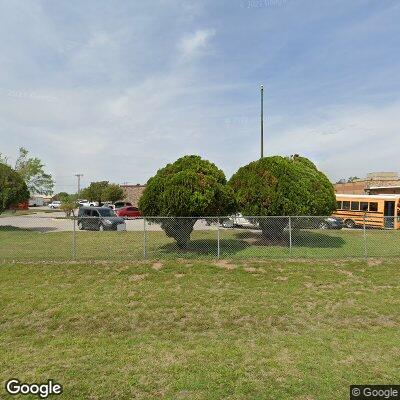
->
[[342, 201, 350, 210], [369, 202, 378, 212], [336, 201, 342, 209], [360, 202, 368, 212], [351, 201, 360, 211]]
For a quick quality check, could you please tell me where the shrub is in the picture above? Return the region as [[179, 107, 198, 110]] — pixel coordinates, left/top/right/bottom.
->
[[80, 181, 124, 204], [0, 163, 30, 213], [60, 200, 76, 218], [139, 155, 235, 248], [229, 155, 336, 239]]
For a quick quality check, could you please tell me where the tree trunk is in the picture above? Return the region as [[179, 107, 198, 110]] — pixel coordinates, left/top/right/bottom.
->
[[258, 217, 288, 245], [161, 218, 197, 249]]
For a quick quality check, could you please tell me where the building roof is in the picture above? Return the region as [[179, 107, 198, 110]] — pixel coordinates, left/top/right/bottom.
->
[[120, 184, 146, 187], [368, 186, 400, 190], [336, 194, 400, 200], [366, 172, 399, 180]]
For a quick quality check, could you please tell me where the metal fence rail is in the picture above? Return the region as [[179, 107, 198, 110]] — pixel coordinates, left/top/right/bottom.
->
[[1, 214, 400, 261]]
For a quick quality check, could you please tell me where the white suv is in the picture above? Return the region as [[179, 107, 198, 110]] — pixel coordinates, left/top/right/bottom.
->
[[79, 200, 99, 207], [48, 201, 62, 209]]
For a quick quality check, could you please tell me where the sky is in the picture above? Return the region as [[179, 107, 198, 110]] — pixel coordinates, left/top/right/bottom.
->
[[0, 0, 400, 192]]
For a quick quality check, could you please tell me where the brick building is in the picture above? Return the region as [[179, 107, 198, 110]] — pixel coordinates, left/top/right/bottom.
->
[[120, 184, 146, 207], [334, 172, 400, 195]]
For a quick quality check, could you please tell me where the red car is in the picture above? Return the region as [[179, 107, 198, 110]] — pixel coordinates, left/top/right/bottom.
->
[[115, 206, 141, 219]]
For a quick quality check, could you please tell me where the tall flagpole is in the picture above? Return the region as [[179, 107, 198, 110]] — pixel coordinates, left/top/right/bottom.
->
[[260, 84, 264, 158]]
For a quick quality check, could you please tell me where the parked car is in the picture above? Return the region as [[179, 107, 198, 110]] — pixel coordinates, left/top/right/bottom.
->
[[77, 207, 126, 231], [221, 214, 259, 229], [48, 201, 62, 209], [317, 216, 343, 230], [102, 201, 115, 209], [113, 201, 133, 210], [115, 206, 141, 219], [79, 200, 99, 207], [290, 216, 344, 230], [221, 215, 343, 230]]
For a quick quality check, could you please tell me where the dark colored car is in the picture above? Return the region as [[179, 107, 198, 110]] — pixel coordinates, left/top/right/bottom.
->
[[115, 206, 141, 219], [317, 216, 343, 230], [77, 207, 126, 231], [291, 216, 344, 230]]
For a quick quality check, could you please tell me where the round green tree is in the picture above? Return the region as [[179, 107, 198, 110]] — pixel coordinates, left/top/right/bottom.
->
[[0, 163, 30, 213], [102, 184, 124, 203], [229, 155, 336, 239], [139, 155, 235, 248]]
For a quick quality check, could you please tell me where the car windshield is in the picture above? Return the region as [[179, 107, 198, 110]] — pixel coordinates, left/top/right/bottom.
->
[[98, 208, 116, 217]]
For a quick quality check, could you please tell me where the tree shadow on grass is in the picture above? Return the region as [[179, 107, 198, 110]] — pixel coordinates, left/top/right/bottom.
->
[[158, 238, 250, 256], [292, 230, 347, 248], [154, 229, 347, 257], [0, 225, 59, 233], [234, 229, 346, 248]]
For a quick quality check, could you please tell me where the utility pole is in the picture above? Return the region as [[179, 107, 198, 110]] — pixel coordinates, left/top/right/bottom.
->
[[75, 174, 83, 199], [260, 84, 264, 159]]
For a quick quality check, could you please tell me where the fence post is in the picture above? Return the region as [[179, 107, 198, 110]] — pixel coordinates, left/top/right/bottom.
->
[[217, 219, 220, 259], [288, 216, 292, 256], [363, 214, 367, 261], [143, 217, 147, 260], [72, 216, 76, 260]]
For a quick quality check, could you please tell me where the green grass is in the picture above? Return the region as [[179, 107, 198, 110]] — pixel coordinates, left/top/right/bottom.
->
[[0, 210, 36, 217], [0, 259, 399, 399], [1, 227, 400, 262], [0, 209, 59, 217]]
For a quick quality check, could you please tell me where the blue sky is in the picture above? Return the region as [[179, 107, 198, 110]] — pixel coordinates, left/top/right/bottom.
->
[[0, 0, 399, 192]]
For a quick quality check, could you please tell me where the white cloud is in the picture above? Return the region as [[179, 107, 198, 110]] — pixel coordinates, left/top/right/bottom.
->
[[1, 0, 400, 193], [179, 29, 215, 58], [265, 102, 400, 181]]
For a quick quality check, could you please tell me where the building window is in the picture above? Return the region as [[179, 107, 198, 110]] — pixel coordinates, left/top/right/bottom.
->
[[342, 201, 350, 210], [369, 202, 378, 212]]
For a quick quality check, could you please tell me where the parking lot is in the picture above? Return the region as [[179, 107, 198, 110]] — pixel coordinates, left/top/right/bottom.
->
[[0, 209, 218, 232]]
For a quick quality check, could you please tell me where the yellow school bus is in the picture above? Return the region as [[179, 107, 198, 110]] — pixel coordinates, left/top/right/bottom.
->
[[333, 194, 400, 229]]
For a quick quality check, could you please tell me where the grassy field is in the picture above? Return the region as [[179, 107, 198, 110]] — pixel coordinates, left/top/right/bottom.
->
[[0, 209, 59, 217], [1, 259, 399, 399], [1, 226, 400, 261]]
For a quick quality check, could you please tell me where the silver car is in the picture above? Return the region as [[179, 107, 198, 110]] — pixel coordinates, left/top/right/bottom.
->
[[222, 213, 259, 229]]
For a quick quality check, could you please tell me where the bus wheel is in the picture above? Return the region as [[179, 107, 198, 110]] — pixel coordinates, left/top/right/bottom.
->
[[344, 219, 356, 229]]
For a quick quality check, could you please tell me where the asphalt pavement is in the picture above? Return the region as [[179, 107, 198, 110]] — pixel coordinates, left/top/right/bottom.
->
[[0, 209, 218, 233]]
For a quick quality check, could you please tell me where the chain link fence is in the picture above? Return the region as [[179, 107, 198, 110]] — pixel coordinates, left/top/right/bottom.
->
[[1, 212, 400, 261]]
